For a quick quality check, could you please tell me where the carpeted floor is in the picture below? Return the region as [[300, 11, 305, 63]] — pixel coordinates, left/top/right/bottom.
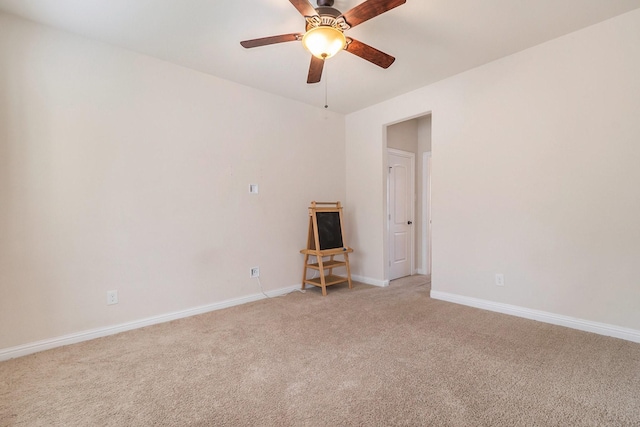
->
[[1, 276, 640, 426]]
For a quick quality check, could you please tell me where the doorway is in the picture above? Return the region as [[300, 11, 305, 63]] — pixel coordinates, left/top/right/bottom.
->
[[385, 114, 432, 283]]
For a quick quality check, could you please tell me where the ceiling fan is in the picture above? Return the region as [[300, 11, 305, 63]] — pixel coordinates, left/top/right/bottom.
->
[[240, 0, 406, 84]]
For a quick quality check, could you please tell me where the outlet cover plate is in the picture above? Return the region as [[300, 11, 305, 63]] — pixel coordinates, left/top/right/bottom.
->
[[107, 290, 118, 305]]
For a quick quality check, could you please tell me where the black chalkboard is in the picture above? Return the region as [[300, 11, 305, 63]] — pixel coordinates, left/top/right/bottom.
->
[[316, 211, 343, 250]]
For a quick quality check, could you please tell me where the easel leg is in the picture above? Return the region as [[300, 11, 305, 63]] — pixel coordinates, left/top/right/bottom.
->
[[301, 253, 309, 291], [318, 256, 327, 296], [344, 253, 353, 290], [328, 254, 335, 276]]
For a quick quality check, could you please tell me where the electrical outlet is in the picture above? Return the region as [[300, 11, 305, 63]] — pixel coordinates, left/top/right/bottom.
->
[[250, 267, 260, 278], [495, 274, 505, 287], [107, 290, 118, 305]]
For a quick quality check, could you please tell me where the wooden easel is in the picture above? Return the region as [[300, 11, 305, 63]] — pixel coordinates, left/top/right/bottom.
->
[[300, 201, 353, 296]]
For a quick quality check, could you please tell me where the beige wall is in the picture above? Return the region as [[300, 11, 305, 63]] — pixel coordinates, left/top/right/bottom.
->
[[387, 120, 418, 152], [346, 9, 640, 331], [3, 7, 640, 353], [0, 13, 345, 350]]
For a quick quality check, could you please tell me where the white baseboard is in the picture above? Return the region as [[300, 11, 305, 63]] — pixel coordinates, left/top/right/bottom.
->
[[0, 285, 302, 362], [351, 275, 389, 287], [430, 290, 640, 344]]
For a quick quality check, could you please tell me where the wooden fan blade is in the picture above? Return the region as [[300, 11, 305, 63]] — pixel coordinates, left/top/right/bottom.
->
[[345, 38, 395, 68], [289, 0, 319, 18], [307, 56, 324, 84], [240, 33, 302, 48], [341, 0, 406, 28]]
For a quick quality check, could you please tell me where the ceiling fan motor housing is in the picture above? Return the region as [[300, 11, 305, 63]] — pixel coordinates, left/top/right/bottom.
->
[[316, 0, 335, 6], [306, 6, 349, 32]]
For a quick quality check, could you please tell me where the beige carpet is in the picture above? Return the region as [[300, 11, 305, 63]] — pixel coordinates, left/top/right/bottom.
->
[[2, 276, 640, 426]]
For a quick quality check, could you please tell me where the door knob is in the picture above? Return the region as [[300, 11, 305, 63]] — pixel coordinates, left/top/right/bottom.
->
[[407, 221, 413, 225]]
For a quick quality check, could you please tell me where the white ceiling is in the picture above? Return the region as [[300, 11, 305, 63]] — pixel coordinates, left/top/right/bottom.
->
[[1, 0, 639, 113]]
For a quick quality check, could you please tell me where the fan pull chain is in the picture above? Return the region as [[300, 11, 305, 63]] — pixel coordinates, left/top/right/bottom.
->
[[324, 61, 329, 109]]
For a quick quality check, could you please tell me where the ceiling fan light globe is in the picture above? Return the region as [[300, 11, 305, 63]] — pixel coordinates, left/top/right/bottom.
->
[[302, 26, 346, 59]]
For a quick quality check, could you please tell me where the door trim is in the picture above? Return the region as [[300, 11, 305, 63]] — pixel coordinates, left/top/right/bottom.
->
[[422, 151, 432, 277]]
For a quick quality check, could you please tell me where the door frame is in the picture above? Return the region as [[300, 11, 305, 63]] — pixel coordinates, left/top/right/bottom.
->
[[386, 148, 415, 281], [422, 151, 432, 276]]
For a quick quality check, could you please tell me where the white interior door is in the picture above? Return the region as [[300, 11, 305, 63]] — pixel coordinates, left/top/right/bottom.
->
[[388, 149, 415, 280]]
